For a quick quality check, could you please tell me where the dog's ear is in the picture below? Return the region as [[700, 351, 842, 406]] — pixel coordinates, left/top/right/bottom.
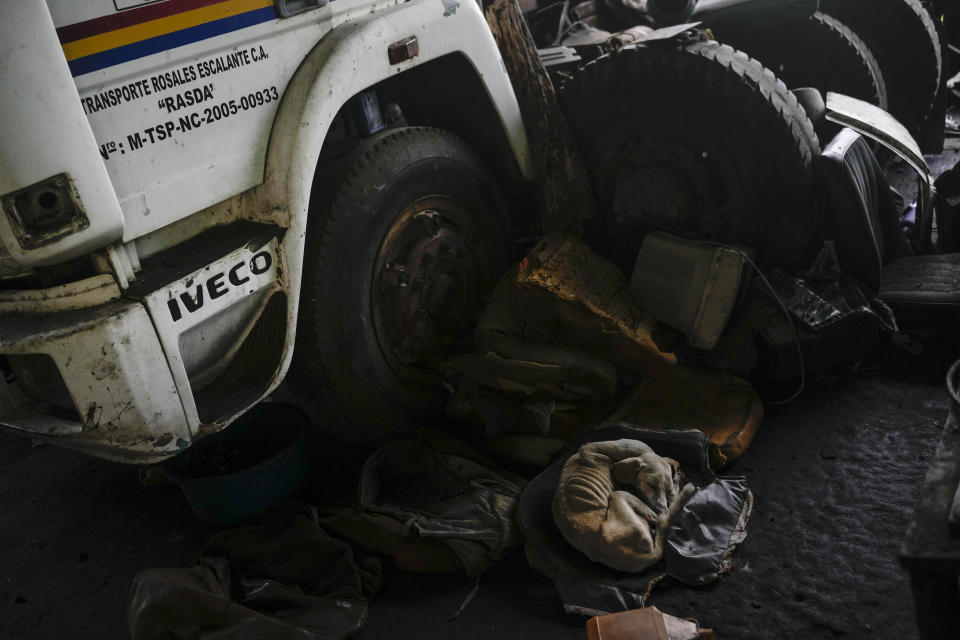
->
[[664, 457, 681, 478], [611, 457, 645, 485]]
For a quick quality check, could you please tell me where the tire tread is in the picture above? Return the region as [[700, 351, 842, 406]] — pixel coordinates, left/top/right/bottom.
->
[[560, 39, 821, 268]]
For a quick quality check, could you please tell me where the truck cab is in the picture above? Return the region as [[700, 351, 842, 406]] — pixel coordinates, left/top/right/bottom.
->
[[0, 0, 533, 462]]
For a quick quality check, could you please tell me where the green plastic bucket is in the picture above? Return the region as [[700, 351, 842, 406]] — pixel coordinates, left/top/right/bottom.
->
[[163, 403, 308, 526]]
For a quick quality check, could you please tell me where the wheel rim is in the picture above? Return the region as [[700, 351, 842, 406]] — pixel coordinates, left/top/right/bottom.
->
[[371, 195, 495, 384]]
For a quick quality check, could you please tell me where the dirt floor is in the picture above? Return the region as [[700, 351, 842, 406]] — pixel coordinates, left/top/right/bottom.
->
[[2, 151, 959, 639]]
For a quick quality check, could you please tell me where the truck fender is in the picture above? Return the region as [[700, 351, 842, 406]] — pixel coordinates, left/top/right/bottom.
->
[[259, 0, 533, 387]]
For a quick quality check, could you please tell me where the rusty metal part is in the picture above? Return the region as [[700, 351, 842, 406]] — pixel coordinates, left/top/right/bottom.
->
[[1, 173, 90, 250], [387, 36, 419, 65], [372, 196, 491, 383], [514, 234, 677, 377]]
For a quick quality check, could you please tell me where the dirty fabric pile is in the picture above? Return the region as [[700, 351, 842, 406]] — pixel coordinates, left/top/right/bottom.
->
[[446, 232, 764, 471], [127, 504, 381, 640], [127, 405, 751, 636], [127, 431, 526, 637], [446, 234, 676, 442], [319, 430, 525, 578], [128, 233, 780, 635], [518, 425, 752, 617]]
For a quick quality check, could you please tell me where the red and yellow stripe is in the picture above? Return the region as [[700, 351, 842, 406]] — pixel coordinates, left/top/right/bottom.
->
[[58, 0, 276, 77]]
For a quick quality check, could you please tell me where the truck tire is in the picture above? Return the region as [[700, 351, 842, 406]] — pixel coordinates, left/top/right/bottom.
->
[[713, 11, 887, 110], [559, 40, 821, 270], [291, 127, 511, 444], [819, 0, 941, 137]]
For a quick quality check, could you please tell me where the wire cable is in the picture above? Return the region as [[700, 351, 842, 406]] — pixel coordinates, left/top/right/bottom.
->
[[730, 248, 806, 406], [651, 238, 806, 405]]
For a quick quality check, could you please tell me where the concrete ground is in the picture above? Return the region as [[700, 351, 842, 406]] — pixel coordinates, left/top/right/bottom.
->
[[2, 151, 959, 639], [1, 339, 954, 639]]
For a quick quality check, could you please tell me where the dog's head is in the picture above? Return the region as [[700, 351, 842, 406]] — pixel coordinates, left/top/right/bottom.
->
[[611, 453, 681, 515]]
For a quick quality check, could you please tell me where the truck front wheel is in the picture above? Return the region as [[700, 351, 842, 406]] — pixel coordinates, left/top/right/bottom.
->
[[291, 127, 511, 444]]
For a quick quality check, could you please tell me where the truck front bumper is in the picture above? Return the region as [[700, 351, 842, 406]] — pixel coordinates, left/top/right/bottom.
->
[[0, 286, 190, 463]]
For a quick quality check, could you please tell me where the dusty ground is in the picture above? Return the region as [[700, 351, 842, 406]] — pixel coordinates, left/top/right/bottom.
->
[[0, 341, 953, 639], [2, 150, 959, 638], [359, 344, 956, 640]]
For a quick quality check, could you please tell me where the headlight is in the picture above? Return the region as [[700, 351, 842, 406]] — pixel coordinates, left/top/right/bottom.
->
[[1, 173, 89, 250]]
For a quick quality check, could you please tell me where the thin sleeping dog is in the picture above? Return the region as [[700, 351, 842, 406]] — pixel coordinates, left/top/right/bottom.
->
[[552, 439, 695, 572]]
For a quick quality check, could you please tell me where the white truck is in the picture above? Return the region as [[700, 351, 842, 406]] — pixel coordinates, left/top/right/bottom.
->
[[8, 0, 920, 466], [0, 0, 534, 462]]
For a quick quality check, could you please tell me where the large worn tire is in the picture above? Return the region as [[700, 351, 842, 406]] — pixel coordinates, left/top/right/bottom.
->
[[291, 127, 511, 444], [713, 11, 887, 109], [560, 40, 821, 270], [819, 0, 941, 137]]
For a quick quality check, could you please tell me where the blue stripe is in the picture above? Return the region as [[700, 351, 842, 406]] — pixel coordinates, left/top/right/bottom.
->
[[68, 6, 276, 77]]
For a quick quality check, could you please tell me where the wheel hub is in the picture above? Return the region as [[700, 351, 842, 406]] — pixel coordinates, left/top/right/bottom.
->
[[373, 199, 487, 380], [613, 162, 697, 231], [605, 124, 739, 243]]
